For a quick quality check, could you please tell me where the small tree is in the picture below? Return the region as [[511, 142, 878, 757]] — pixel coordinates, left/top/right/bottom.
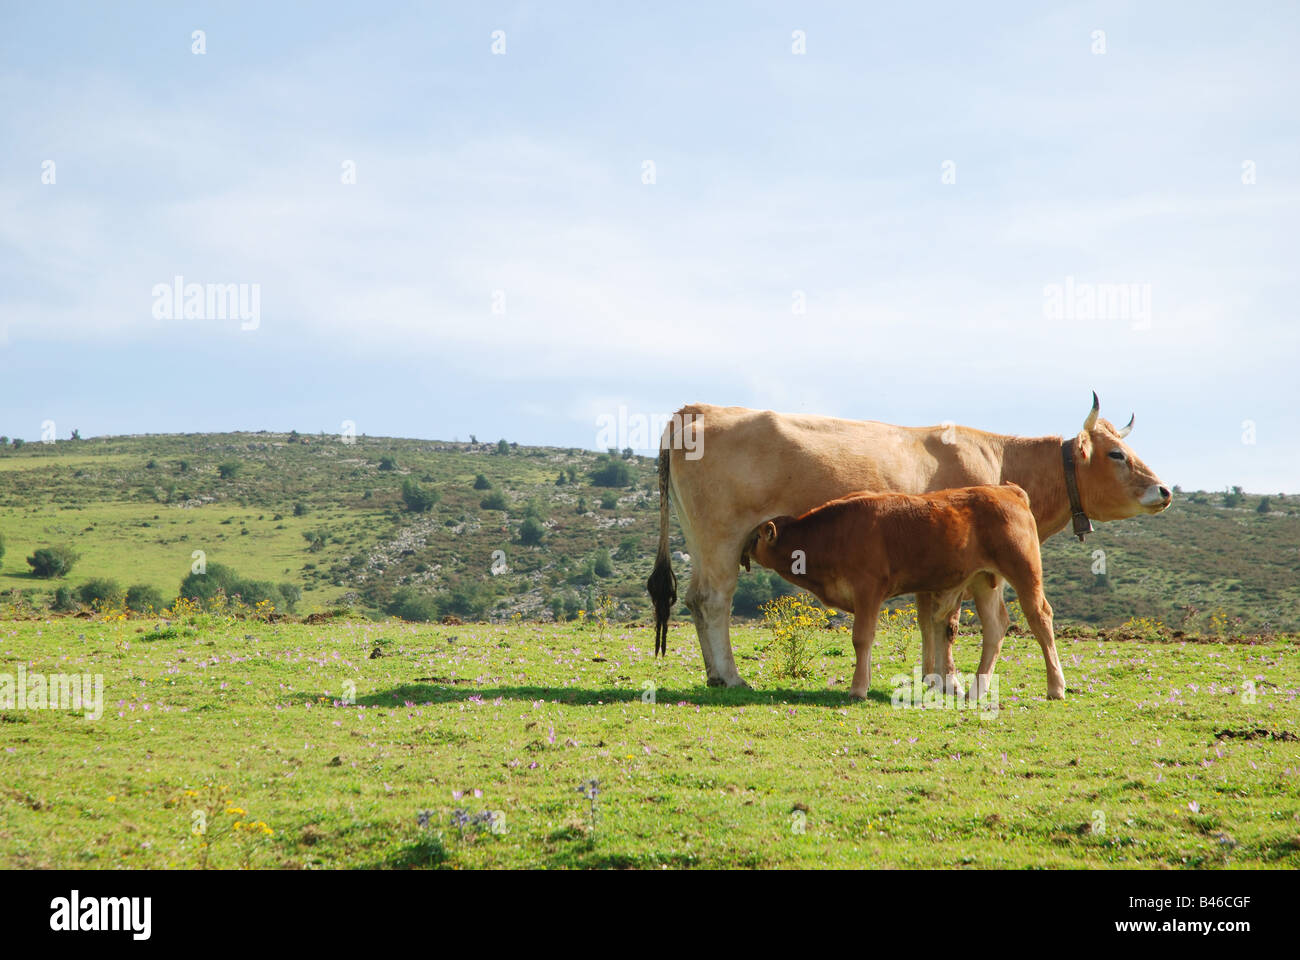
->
[[277, 583, 302, 611], [76, 578, 123, 608], [1257, 496, 1272, 514], [473, 473, 491, 490], [51, 586, 78, 612], [402, 479, 440, 513], [481, 490, 508, 511], [519, 516, 545, 546], [496, 439, 510, 455], [589, 456, 632, 487], [593, 551, 613, 578], [27, 545, 80, 579], [378, 456, 398, 471], [614, 536, 639, 561], [125, 584, 166, 613], [218, 461, 242, 480]]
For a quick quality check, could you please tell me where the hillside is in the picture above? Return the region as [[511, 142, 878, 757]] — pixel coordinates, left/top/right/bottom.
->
[[0, 432, 1296, 632]]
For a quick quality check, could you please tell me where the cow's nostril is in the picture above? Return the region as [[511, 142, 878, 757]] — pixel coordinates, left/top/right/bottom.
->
[[1159, 486, 1171, 501]]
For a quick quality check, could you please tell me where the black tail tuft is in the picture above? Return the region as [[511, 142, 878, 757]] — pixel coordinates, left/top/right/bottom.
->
[[647, 447, 677, 657], [647, 555, 676, 657]]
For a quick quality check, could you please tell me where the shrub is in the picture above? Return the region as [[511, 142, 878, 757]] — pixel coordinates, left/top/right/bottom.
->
[[473, 473, 491, 490], [386, 588, 440, 623], [293, 502, 310, 517], [303, 530, 329, 552], [593, 551, 614, 578], [496, 439, 510, 455], [125, 584, 167, 613], [51, 585, 78, 612], [600, 492, 618, 510], [218, 461, 242, 480], [27, 545, 80, 579], [589, 456, 632, 488], [77, 578, 123, 608], [480, 490, 508, 511], [378, 456, 398, 471], [761, 595, 826, 680], [177, 562, 289, 610], [401, 479, 440, 513], [277, 583, 302, 611], [614, 536, 639, 561], [441, 583, 495, 620], [519, 516, 545, 546], [178, 561, 242, 603], [0, 531, 5, 567]]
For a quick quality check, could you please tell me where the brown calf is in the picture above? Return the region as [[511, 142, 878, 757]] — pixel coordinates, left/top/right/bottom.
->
[[744, 482, 1066, 702]]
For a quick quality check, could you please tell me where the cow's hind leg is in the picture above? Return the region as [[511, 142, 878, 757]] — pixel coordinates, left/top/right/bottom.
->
[[684, 555, 746, 688], [968, 575, 1010, 701]]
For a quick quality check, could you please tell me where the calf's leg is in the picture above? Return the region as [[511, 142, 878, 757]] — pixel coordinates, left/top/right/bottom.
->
[[1002, 571, 1066, 700], [849, 595, 884, 701], [969, 575, 1010, 701], [929, 589, 966, 697]]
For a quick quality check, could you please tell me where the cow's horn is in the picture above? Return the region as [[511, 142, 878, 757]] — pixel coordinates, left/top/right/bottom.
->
[[1082, 391, 1100, 432], [1118, 414, 1134, 438]]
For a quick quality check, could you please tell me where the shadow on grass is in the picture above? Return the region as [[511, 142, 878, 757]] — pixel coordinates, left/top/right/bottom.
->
[[337, 682, 891, 709]]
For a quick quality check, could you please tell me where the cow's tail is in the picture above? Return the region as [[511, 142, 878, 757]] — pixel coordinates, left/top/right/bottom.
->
[[646, 446, 677, 657]]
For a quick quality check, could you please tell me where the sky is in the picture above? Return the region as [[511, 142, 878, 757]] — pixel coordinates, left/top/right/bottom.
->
[[2, 1, 1297, 492]]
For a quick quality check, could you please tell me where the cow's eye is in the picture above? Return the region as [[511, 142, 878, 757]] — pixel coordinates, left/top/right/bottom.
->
[[1108, 450, 1127, 462]]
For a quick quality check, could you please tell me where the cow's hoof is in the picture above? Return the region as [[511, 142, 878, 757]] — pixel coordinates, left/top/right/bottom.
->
[[726, 678, 751, 689], [1047, 687, 1066, 700], [706, 677, 726, 687], [849, 690, 869, 702]]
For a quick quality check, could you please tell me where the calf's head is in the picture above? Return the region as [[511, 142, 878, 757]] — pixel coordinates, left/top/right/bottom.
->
[[1073, 393, 1171, 521], [741, 519, 785, 572]]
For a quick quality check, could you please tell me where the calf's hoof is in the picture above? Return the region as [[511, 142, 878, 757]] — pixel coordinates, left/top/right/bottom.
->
[[1047, 687, 1066, 700], [848, 689, 869, 702]]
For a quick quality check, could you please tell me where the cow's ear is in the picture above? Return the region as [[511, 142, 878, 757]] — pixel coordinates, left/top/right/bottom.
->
[[761, 521, 778, 543], [1075, 430, 1093, 463]]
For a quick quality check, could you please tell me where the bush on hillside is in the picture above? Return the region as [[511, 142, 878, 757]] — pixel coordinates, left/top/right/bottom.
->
[[401, 479, 440, 513], [125, 584, 167, 613], [27, 545, 80, 579], [76, 578, 123, 608]]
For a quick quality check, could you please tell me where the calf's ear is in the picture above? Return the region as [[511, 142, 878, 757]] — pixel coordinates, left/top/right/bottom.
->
[[760, 521, 778, 543]]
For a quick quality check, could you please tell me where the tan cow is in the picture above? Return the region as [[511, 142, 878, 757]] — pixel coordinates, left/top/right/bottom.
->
[[647, 395, 1170, 688], [745, 483, 1064, 701]]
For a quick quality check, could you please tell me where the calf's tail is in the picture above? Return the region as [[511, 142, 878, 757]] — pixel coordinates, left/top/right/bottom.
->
[[646, 447, 677, 657]]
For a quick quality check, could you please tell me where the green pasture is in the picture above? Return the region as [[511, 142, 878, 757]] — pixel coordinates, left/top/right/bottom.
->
[[1, 612, 1295, 869]]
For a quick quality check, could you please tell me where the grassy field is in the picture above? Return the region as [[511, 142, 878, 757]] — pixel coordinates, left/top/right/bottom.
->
[[2, 609, 1296, 869]]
